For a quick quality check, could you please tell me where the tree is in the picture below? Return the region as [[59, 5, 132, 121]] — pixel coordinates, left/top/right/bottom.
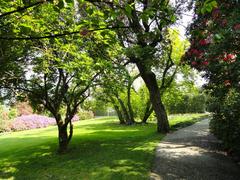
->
[[0, 2, 115, 152], [88, 0, 190, 133], [0, 1, 191, 135], [93, 63, 139, 125]]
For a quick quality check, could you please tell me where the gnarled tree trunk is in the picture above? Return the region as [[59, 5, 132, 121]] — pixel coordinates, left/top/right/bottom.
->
[[58, 124, 68, 153], [56, 116, 73, 153], [136, 62, 169, 133]]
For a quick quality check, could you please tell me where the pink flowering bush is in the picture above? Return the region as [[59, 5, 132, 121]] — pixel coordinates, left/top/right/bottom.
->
[[9, 115, 56, 131], [8, 114, 79, 132]]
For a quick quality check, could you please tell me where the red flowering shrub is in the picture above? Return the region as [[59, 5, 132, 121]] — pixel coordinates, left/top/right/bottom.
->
[[183, 0, 240, 155]]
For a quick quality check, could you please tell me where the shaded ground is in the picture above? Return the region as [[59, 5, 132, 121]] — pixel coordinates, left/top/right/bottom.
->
[[150, 119, 240, 180]]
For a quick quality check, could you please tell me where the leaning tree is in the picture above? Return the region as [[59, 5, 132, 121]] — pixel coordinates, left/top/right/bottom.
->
[[86, 0, 191, 133]]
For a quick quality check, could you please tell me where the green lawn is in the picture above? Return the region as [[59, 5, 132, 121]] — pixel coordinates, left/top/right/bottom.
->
[[0, 113, 209, 180]]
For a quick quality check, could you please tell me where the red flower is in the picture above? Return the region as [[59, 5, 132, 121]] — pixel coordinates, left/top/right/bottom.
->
[[191, 61, 197, 66], [227, 54, 235, 59], [223, 57, 228, 62], [199, 39, 208, 46], [223, 54, 236, 62], [202, 61, 209, 66], [233, 24, 240, 30], [191, 49, 202, 57]]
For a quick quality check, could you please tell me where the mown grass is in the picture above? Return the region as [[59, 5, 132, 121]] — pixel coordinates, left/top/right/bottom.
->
[[0, 113, 209, 180]]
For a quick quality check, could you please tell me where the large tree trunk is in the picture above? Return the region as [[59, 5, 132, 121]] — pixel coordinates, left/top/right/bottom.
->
[[136, 62, 170, 133], [58, 124, 69, 153]]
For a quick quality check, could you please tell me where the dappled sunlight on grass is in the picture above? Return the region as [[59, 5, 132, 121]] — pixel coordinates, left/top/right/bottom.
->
[[0, 117, 161, 179], [0, 115, 208, 179]]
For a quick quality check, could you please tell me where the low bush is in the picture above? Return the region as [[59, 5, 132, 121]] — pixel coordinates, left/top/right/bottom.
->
[[9, 115, 56, 131], [1, 114, 80, 132], [0, 105, 18, 133], [78, 110, 94, 120]]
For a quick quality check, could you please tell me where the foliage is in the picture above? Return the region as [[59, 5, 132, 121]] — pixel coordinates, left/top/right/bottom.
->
[[0, 1, 119, 152], [183, 0, 240, 154], [89, 0, 192, 132], [169, 113, 210, 130], [0, 114, 207, 179], [82, 99, 109, 116], [15, 101, 33, 115], [0, 0, 201, 151], [209, 89, 240, 154], [1, 114, 79, 133], [10, 114, 56, 132], [77, 109, 94, 120], [163, 81, 207, 114], [0, 105, 18, 132]]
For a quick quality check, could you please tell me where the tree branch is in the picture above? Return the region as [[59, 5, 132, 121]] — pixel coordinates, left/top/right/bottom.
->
[[0, 26, 130, 40], [0, 0, 50, 19]]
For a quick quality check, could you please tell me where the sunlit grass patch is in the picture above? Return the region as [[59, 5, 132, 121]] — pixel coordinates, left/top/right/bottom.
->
[[0, 114, 209, 180]]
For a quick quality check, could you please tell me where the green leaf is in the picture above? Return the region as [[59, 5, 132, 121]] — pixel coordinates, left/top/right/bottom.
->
[[211, 1, 218, 8], [57, 0, 64, 9], [125, 4, 132, 18], [201, 0, 218, 14], [53, 6, 60, 13]]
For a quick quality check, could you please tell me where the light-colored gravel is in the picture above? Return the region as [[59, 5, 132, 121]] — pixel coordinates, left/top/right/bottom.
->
[[150, 119, 240, 180]]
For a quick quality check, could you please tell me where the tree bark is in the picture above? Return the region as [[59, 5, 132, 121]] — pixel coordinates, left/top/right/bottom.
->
[[142, 100, 153, 124], [116, 96, 133, 125], [136, 62, 170, 133], [127, 81, 135, 124], [68, 120, 73, 142], [113, 104, 125, 124], [58, 124, 69, 153]]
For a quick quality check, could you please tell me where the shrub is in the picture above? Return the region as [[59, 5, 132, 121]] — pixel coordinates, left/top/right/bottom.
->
[[0, 105, 18, 133], [209, 89, 240, 155], [166, 94, 206, 114], [182, 1, 240, 155], [78, 110, 94, 120], [9, 115, 56, 131], [7, 114, 80, 132]]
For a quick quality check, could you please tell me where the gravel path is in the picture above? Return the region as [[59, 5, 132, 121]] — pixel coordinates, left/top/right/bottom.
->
[[150, 119, 240, 180]]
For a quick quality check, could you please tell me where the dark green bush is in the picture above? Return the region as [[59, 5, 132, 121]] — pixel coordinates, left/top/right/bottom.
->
[[209, 89, 240, 154]]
